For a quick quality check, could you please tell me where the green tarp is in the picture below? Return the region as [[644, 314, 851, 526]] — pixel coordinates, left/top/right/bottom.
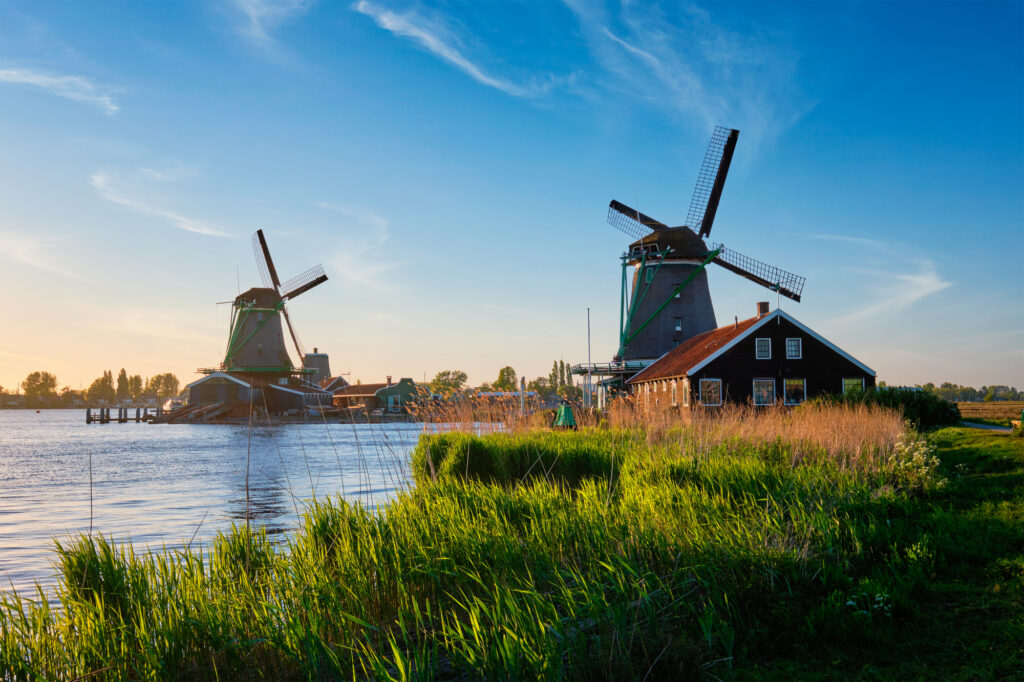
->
[[553, 403, 576, 428]]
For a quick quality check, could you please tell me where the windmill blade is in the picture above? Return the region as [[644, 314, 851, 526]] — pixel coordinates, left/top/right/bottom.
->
[[685, 127, 739, 240], [607, 200, 667, 241], [711, 244, 805, 302], [280, 302, 306, 365], [281, 265, 328, 300], [252, 229, 282, 290]]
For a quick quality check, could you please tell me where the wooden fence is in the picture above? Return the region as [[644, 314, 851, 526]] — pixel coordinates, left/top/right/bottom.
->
[[957, 401, 1024, 419]]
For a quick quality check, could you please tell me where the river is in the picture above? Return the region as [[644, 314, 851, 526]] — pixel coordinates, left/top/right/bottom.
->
[[0, 409, 421, 596]]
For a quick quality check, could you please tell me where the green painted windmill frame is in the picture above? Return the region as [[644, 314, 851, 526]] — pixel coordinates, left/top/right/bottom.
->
[[617, 247, 721, 358]]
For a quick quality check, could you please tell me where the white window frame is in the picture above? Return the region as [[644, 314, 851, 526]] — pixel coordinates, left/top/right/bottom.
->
[[784, 378, 806, 405], [842, 377, 865, 394], [674, 317, 683, 332], [785, 338, 802, 360], [682, 379, 690, 407], [699, 378, 722, 406], [674, 284, 682, 299], [755, 338, 771, 360], [752, 378, 776, 406], [671, 380, 678, 407]]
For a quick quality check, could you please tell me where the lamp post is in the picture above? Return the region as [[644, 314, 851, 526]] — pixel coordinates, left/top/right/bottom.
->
[[586, 307, 592, 409]]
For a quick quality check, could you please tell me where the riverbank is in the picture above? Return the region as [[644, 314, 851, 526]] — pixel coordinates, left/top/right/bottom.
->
[[2, 407, 1021, 680]]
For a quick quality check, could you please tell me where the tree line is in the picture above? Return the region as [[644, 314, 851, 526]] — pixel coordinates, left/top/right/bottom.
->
[[909, 382, 1023, 402], [427, 361, 582, 400], [1, 369, 181, 407]]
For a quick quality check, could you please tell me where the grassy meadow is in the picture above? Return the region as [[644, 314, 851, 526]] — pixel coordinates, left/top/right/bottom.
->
[[2, 405, 1022, 680]]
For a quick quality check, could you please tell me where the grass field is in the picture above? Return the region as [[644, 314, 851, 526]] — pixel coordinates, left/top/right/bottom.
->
[[2, 407, 1022, 680], [957, 401, 1024, 420]]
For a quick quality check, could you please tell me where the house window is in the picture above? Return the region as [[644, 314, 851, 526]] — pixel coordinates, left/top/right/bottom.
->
[[682, 379, 690, 407], [753, 379, 775, 406], [278, 378, 289, 385], [671, 380, 678, 407], [257, 312, 264, 322], [699, 378, 722, 406], [843, 377, 865, 394], [674, 284, 682, 299], [646, 268, 654, 283], [784, 378, 806, 405], [786, 338, 802, 359], [674, 317, 683, 332], [755, 338, 771, 360]]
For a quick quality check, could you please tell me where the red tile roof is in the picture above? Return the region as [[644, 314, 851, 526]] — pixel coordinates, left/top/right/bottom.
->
[[627, 315, 764, 383]]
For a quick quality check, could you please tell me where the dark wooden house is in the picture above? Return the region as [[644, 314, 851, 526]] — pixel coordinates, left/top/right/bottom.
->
[[627, 303, 875, 408]]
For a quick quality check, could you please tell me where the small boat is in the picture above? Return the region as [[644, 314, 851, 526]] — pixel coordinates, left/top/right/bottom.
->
[[163, 398, 185, 411]]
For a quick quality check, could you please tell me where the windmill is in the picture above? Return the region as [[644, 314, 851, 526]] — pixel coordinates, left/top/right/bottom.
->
[[575, 126, 806, 389], [207, 229, 328, 381]]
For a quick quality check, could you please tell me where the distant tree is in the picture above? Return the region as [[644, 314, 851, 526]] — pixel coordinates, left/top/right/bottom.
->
[[128, 375, 144, 402], [149, 373, 180, 399], [87, 371, 115, 404], [493, 366, 518, 392], [430, 370, 468, 395], [22, 371, 58, 399], [527, 377, 553, 397], [557, 383, 580, 400], [116, 368, 129, 399], [559, 361, 568, 388]]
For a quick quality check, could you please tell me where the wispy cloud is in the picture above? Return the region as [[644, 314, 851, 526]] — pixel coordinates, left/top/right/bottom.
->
[[229, 0, 315, 41], [315, 201, 399, 288], [832, 258, 952, 326], [352, 1, 555, 99], [90, 169, 231, 237], [810, 234, 887, 250], [564, 2, 809, 153], [0, 230, 79, 279], [0, 67, 118, 114]]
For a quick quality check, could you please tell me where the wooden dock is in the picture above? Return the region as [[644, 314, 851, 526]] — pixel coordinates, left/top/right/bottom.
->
[[86, 407, 162, 424]]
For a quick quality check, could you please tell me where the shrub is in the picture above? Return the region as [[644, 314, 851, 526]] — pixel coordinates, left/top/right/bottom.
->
[[812, 387, 960, 430]]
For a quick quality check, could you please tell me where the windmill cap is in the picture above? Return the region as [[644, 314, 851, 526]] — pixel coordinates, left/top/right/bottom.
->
[[628, 226, 708, 261]]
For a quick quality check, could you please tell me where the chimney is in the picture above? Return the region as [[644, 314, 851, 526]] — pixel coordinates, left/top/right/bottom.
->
[[757, 301, 770, 317], [734, 315, 738, 329], [386, 375, 392, 386]]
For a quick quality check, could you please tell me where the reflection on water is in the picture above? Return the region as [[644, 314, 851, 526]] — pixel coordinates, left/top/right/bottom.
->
[[0, 410, 422, 595]]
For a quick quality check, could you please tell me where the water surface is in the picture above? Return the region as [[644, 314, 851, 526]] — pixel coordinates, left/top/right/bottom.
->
[[0, 409, 420, 595]]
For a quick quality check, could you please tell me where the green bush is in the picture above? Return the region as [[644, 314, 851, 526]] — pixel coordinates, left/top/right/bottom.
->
[[812, 387, 960, 430]]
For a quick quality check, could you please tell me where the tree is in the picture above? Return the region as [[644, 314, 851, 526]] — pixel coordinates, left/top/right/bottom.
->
[[527, 377, 553, 397], [22, 371, 58, 399], [87, 371, 115, 404], [493, 366, 518, 392], [116, 368, 129, 399], [430, 370, 468, 395], [146, 373, 180, 399], [548, 362, 559, 392], [128, 375, 144, 402], [559, 361, 568, 388]]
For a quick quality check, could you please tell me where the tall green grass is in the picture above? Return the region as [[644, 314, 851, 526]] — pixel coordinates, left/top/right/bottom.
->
[[2, 413, 1021, 680]]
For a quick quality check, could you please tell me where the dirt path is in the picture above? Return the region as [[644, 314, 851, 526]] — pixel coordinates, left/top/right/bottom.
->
[[959, 420, 1013, 432]]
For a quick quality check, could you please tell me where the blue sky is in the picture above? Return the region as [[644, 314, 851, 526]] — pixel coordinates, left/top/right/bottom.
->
[[0, 0, 1021, 391]]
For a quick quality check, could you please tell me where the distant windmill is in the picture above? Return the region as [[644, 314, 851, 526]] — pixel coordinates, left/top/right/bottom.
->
[[218, 229, 328, 378], [607, 126, 805, 363]]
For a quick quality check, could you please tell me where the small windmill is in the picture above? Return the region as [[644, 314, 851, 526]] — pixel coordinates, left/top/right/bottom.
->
[[211, 229, 328, 380], [606, 126, 805, 363]]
